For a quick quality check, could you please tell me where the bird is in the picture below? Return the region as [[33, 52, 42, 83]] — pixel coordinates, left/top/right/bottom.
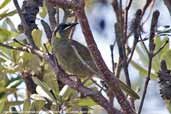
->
[[51, 23, 139, 99], [51, 23, 99, 79]]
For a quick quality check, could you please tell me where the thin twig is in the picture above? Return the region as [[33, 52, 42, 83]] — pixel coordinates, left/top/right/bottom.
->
[[115, 22, 131, 87], [138, 55, 152, 114], [127, 40, 137, 64], [113, 0, 132, 93], [142, 0, 153, 15], [142, 0, 155, 25], [109, 44, 115, 107], [115, 58, 122, 78], [127, 37, 148, 64], [138, 10, 160, 114], [127, 9, 143, 107], [13, 39, 27, 47], [0, 42, 42, 57], [138, 38, 148, 42], [125, 0, 133, 42], [110, 44, 115, 73], [91, 79, 106, 91], [43, 43, 51, 56], [47, 0, 77, 9], [46, 0, 57, 31], [0, 43, 26, 51], [139, 35, 149, 54]]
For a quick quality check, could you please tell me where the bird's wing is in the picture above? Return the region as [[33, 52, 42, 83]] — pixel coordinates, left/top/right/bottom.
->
[[70, 40, 98, 72]]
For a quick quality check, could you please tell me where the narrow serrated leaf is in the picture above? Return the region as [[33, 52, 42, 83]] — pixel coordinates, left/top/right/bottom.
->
[[0, 0, 11, 9], [131, 61, 157, 79]]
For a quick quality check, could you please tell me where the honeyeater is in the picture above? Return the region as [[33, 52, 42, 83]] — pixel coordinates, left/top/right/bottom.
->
[[51, 23, 139, 99]]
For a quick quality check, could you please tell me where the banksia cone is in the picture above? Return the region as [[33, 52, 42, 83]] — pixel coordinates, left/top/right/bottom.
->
[[21, 0, 43, 30], [158, 60, 171, 100]]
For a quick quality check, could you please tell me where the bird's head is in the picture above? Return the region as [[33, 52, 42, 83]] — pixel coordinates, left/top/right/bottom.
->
[[54, 23, 78, 39]]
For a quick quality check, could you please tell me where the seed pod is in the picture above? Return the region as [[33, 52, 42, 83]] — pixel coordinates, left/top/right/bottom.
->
[[158, 60, 171, 100]]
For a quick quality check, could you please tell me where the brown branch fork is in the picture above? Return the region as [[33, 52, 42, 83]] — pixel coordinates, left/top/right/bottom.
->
[[47, 0, 135, 114]]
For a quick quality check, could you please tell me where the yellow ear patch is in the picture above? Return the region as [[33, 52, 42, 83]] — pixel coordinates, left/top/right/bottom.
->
[[55, 32, 62, 39]]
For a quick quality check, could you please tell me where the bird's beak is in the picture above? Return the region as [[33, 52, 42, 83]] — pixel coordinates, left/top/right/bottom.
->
[[69, 22, 78, 27], [65, 22, 78, 30]]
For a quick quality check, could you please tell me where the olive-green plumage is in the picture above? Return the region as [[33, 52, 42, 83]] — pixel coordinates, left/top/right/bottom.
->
[[51, 23, 139, 99], [51, 23, 99, 79]]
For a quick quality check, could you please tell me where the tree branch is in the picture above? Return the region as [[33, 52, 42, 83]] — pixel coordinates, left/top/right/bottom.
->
[[44, 0, 136, 114], [13, 0, 37, 49], [74, 1, 135, 114], [0, 42, 123, 114], [46, 0, 58, 31], [47, 0, 77, 9], [138, 10, 160, 114]]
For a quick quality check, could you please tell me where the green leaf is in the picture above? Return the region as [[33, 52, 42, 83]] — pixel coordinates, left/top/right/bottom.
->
[[0, 101, 5, 113], [7, 76, 20, 83], [6, 79, 22, 88], [84, 79, 94, 87], [0, 28, 17, 42], [30, 100, 45, 112], [135, 36, 170, 80], [0, 98, 8, 113], [0, 0, 11, 9], [77, 98, 96, 106], [119, 80, 140, 99], [31, 29, 42, 47], [0, 100, 24, 113], [39, 1, 47, 18], [152, 36, 169, 71], [0, 49, 11, 61], [0, 80, 6, 87], [23, 100, 31, 114], [32, 77, 57, 102], [0, 65, 19, 74], [0, 28, 12, 41], [152, 55, 160, 71], [60, 86, 77, 100], [0, 10, 17, 20], [131, 61, 156, 80], [19, 52, 40, 73], [161, 50, 171, 69], [43, 71, 59, 96], [4, 18, 17, 32], [154, 36, 169, 53], [0, 100, 10, 112], [7, 101, 24, 106], [0, 87, 16, 93], [31, 94, 46, 101]]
